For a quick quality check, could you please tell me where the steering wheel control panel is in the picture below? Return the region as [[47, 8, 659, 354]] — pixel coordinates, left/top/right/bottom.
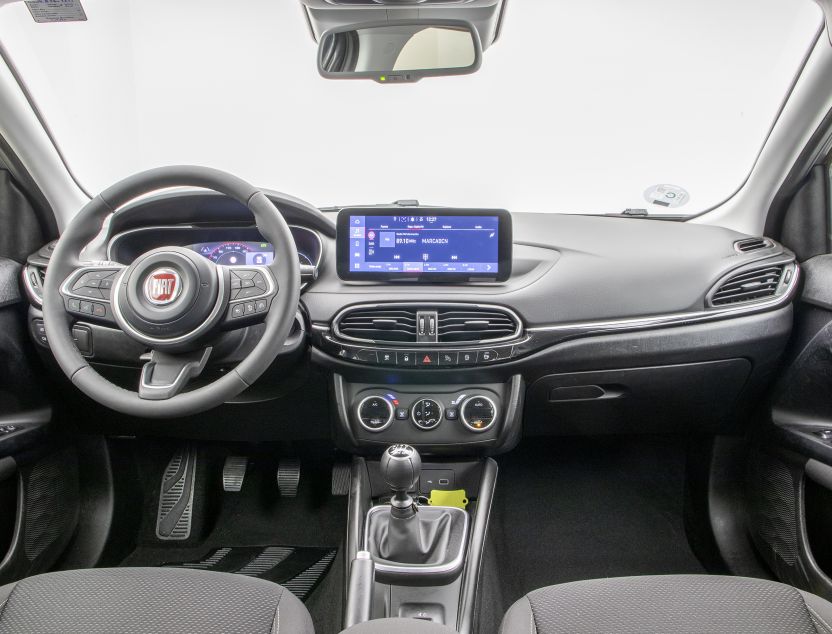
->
[[333, 377, 523, 453]]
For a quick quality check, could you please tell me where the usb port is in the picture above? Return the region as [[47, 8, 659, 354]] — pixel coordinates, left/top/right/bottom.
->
[[438, 478, 450, 486]]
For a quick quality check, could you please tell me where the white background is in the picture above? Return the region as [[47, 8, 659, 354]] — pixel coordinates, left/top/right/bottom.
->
[[0, 0, 822, 214]]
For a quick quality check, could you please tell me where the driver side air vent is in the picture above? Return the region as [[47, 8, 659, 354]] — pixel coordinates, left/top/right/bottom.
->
[[710, 265, 785, 306], [735, 237, 773, 253], [337, 308, 418, 342]]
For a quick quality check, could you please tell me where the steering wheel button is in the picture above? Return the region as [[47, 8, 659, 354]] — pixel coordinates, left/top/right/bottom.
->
[[236, 270, 257, 280], [79, 301, 93, 314], [253, 277, 267, 291], [231, 303, 245, 318], [244, 302, 256, 314], [74, 286, 104, 299], [100, 278, 113, 289], [255, 299, 268, 313], [241, 279, 255, 288], [92, 304, 107, 317], [238, 286, 262, 299], [67, 298, 81, 312], [86, 278, 102, 288], [230, 277, 242, 289]]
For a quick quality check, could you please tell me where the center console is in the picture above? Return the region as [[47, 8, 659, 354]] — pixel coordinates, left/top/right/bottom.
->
[[330, 207, 518, 631]]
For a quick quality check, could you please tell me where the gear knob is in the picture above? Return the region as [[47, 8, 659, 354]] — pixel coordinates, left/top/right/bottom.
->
[[380, 444, 421, 512]]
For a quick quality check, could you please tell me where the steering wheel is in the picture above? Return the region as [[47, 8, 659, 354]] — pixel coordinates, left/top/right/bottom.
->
[[41, 166, 301, 418]]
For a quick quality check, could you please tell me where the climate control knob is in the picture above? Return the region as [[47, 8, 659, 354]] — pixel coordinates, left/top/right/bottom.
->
[[411, 398, 443, 430], [356, 395, 394, 432], [460, 395, 498, 432]]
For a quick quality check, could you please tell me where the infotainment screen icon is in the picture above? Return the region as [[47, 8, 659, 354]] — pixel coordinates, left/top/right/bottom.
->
[[337, 208, 512, 282]]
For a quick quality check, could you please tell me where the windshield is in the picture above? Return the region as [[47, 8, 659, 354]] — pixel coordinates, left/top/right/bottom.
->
[[0, 0, 823, 216]]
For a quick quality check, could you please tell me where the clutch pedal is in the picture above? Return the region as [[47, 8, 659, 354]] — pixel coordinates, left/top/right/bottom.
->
[[156, 445, 197, 540]]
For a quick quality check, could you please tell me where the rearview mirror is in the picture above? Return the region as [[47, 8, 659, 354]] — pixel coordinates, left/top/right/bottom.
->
[[318, 20, 482, 83]]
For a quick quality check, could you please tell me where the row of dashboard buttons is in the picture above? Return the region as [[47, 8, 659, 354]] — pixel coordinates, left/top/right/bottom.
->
[[339, 347, 510, 367]]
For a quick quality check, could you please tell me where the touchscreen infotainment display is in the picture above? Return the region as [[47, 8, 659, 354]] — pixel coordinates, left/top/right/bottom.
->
[[337, 208, 511, 282]]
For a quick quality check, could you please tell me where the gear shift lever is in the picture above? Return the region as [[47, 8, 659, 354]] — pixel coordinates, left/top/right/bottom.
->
[[380, 444, 421, 518]]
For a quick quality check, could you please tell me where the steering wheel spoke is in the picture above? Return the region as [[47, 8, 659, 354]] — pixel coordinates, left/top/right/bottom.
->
[[221, 265, 278, 329], [61, 263, 125, 325], [139, 347, 212, 400]]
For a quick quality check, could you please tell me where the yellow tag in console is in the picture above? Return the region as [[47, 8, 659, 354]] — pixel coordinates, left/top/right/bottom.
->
[[428, 489, 468, 509]]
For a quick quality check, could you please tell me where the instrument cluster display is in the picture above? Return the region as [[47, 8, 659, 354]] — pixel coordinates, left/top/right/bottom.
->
[[188, 241, 274, 266]]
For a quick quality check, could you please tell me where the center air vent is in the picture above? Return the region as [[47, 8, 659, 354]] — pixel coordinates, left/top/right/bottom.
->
[[735, 237, 773, 253], [436, 308, 519, 343], [710, 264, 785, 306], [337, 307, 417, 342], [335, 304, 521, 344]]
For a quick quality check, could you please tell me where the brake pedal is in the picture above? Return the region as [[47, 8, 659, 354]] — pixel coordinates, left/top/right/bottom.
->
[[331, 462, 350, 496], [222, 456, 248, 492], [277, 458, 301, 497], [156, 445, 197, 540]]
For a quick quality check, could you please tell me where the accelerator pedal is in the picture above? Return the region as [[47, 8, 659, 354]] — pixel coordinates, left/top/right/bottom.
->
[[277, 458, 301, 497], [156, 444, 197, 541], [331, 462, 351, 496], [222, 456, 248, 492]]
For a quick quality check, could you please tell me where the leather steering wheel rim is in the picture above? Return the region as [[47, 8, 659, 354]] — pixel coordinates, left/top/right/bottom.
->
[[42, 166, 301, 418]]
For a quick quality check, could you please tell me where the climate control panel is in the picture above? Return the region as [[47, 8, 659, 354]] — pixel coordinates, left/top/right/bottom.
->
[[333, 375, 522, 454], [352, 388, 501, 436]]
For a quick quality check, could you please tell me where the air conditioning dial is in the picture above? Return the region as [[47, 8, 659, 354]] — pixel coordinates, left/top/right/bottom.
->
[[356, 395, 394, 432], [460, 395, 498, 432], [411, 398, 443, 430]]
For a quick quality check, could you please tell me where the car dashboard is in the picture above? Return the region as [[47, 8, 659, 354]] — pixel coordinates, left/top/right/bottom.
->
[[20, 191, 799, 452]]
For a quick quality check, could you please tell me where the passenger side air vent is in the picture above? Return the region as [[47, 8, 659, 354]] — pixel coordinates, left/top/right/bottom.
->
[[710, 265, 785, 306], [436, 307, 519, 343], [735, 237, 773, 253], [337, 307, 417, 342]]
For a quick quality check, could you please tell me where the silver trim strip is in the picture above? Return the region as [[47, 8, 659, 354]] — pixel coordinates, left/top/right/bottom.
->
[[528, 262, 799, 335], [332, 302, 524, 346]]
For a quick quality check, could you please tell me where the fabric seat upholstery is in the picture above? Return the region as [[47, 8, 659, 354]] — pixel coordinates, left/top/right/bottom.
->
[[500, 575, 832, 634], [0, 567, 313, 634]]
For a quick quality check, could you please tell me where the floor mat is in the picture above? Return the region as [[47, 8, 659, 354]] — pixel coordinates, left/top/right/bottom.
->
[[477, 436, 707, 633], [160, 545, 337, 601]]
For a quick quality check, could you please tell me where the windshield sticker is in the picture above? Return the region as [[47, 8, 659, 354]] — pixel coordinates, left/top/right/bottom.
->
[[25, 0, 87, 23], [644, 184, 689, 208]]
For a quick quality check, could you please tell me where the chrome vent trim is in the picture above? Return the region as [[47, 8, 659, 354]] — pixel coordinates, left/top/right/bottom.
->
[[735, 237, 773, 253], [333, 303, 523, 345], [710, 264, 786, 306]]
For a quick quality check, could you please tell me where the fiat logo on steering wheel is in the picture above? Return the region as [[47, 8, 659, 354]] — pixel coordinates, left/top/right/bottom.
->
[[143, 268, 182, 306]]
